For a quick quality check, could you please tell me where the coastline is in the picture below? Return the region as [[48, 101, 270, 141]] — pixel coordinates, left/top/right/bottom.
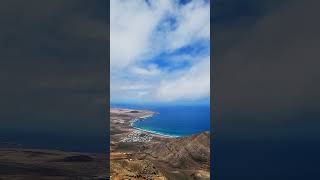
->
[[132, 126, 181, 138], [129, 112, 181, 138], [111, 107, 209, 139], [110, 107, 210, 179]]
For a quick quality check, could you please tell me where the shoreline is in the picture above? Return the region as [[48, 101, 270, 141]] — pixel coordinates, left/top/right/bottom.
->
[[129, 112, 182, 138], [132, 126, 181, 138], [112, 107, 209, 139]]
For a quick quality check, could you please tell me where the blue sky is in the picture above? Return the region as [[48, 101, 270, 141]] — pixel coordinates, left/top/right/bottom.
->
[[110, 0, 210, 104]]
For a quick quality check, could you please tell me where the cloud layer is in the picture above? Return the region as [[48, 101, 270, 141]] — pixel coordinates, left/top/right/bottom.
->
[[110, 0, 210, 103]]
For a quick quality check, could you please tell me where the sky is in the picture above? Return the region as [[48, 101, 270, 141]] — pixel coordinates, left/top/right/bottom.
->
[[214, 0, 320, 139], [213, 0, 320, 178], [0, 0, 107, 149], [110, 0, 210, 104]]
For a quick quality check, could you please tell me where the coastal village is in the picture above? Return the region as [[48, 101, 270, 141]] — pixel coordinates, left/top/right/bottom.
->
[[110, 109, 156, 143], [120, 130, 153, 143]]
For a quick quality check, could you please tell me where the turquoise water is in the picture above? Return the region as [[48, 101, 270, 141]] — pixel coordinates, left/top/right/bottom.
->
[[112, 104, 210, 137]]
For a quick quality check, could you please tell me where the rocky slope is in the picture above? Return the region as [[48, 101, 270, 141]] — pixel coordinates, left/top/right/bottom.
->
[[149, 132, 210, 169]]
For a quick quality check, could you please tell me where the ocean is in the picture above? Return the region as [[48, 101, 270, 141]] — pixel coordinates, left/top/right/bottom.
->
[[111, 103, 211, 137], [0, 132, 107, 153], [0, 108, 107, 153]]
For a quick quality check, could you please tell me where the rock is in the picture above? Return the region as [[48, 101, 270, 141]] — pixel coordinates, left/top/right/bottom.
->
[[62, 155, 94, 162]]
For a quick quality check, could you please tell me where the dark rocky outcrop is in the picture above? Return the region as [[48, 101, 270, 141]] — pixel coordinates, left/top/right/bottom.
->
[[0, 149, 108, 179], [61, 155, 94, 162]]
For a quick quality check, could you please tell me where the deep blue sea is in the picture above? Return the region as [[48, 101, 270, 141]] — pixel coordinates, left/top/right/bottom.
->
[[0, 132, 106, 153], [111, 103, 210, 137]]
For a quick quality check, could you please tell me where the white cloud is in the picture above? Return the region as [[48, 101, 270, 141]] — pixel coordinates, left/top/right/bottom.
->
[[164, 0, 210, 50], [156, 57, 210, 101], [120, 84, 152, 91], [110, 80, 151, 102], [110, 0, 210, 103], [130, 64, 162, 76], [110, 0, 171, 68]]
